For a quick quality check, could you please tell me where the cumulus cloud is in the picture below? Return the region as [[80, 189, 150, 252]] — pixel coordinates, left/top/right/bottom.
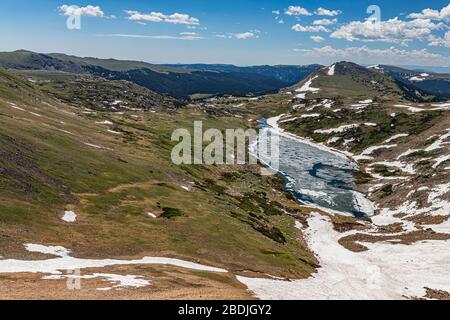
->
[[408, 4, 450, 22], [294, 45, 450, 65], [234, 32, 257, 39], [95, 33, 203, 41], [313, 18, 337, 26], [285, 6, 312, 16], [315, 7, 341, 16], [331, 17, 444, 43], [292, 24, 330, 32], [126, 10, 200, 25], [310, 35, 325, 42], [59, 5, 104, 17], [272, 10, 280, 15], [428, 31, 450, 47]]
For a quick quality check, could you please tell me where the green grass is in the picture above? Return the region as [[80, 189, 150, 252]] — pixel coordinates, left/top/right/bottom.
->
[[0, 68, 315, 278]]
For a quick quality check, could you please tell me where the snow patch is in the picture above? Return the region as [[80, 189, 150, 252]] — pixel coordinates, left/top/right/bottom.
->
[[314, 124, 360, 134], [61, 210, 76, 223], [327, 64, 335, 76]]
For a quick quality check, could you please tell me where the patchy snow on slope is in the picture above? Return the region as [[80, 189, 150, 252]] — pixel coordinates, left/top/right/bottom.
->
[[295, 76, 320, 99], [397, 148, 422, 159], [301, 114, 320, 118], [84, 143, 112, 151], [370, 161, 415, 174], [238, 212, 450, 300], [314, 124, 360, 134], [61, 210, 77, 223], [0, 244, 228, 276], [96, 120, 114, 125], [147, 212, 157, 219], [433, 155, 450, 169], [384, 134, 409, 144], [424, 218, 450, 234], [327, 64, 335, 76], [327, 137, 341, 144], [279, 117, 298, 123], [393, 105, 425, 113], [322, 99, 333, 108], [354, 144, 397, 161], [8, 103, 25, 111], [43, 272, 151, 290], [426, 129, 450, 152]]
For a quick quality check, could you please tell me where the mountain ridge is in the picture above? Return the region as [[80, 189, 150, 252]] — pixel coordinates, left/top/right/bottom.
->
[[0, 50, 322, 99]]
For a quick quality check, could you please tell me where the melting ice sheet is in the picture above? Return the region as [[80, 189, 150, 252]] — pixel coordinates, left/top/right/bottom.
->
[[253, 126, 374, 217]]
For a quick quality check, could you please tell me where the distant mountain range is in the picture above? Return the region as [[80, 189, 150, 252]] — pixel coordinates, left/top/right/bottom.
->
[[0, 50, 321, 98], [2, 50, 449, 101], [368, 65, 450, 100]]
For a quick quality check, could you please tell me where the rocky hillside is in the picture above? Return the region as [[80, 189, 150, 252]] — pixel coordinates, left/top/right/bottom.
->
[[31, 73, 185, 112], [287, 61, 435, 103]]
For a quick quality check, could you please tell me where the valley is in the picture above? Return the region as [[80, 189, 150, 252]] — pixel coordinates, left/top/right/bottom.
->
[[0, 52, 449, 300]]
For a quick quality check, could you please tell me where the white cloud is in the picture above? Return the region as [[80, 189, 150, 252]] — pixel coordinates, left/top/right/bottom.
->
[[272, 10, 280, 15], [408, 4, 450, 22], [234, 32, 257, 40], [331, 17, 444, 43], [214, 31, 258, 40], [428, 31, 450, 47], [292, 24, 330, 32], [294, 45, 450, 66], [315, 7, 341, 17], [126, 10, 200, 25], [285, 6, 312, 16], [59, 5, 104, 17], [310, 35, 325, 42], [95, 33, 204, 41], [180, 32, 198, 36], [313, 18, 337, 26]]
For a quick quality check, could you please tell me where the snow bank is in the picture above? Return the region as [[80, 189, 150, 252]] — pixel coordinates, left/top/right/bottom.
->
[[0, 244, 228, 276], [238, 213, 450, 300]]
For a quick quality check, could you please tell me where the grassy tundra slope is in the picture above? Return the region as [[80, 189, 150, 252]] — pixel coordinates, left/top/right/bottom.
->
[[0, 68, 316, 298]]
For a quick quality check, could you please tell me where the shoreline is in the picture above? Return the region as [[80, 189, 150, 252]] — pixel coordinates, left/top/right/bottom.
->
[[261, 115, 376, 217]]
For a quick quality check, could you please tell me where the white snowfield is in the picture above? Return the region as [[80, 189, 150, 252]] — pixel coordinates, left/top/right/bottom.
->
[[238, 213, 450, 300], [0, 243, 227, 290]]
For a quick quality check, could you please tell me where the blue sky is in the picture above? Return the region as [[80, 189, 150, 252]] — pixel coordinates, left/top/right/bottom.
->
[[0, 0, 449, 66]]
